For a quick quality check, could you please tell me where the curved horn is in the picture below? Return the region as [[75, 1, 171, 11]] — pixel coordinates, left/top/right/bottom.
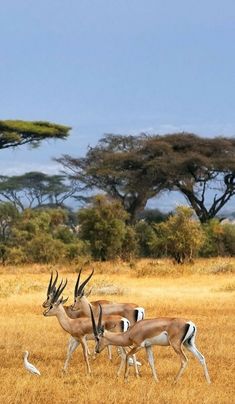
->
[[89, 304, 98, 337], [52, 278, 67, 303], [77, 269, 94, 296], [58, 279, 68, 299], [51, 270, 58, 293], [97, 304, 103, 332], [47, 272, 53, 295], [52, 278, 63, 302], [74, 269, 82, 297]]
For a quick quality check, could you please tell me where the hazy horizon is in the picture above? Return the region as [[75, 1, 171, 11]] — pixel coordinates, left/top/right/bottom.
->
[[1, 1, 235, 212]]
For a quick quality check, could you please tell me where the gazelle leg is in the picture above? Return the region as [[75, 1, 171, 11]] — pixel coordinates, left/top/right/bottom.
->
[[117, 347, 126, 377], [117, 347, 140, 377], [184, 340, 211, 383], [107, 345, 112, 361], [124, 346, 141, 380], [63, 336, 80, 373], [145, 346, 158, 382], [170, 341, 188, 383], [132, 354, 140, 377], [81, 337, 91, 375], [85, 337, 91, 356]]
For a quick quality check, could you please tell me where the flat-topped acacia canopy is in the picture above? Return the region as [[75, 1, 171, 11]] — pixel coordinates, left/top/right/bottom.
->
[[0, 120, 71, 150]]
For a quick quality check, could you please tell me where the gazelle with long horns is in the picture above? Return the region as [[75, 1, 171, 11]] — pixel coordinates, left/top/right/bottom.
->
[[90, 305, 211, 383], [43, 277, 130, 375], [42, 271, 114, 371], [72, 269, 145, 324], [42, 270, 112, 318]]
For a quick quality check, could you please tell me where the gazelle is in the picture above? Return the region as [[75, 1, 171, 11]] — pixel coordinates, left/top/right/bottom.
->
[[72, 269, 145, 324], [42, 271, 112, 316], [42, 271, 123, 371], [43, 278, 130, 375], [90, 305, 211, 384]]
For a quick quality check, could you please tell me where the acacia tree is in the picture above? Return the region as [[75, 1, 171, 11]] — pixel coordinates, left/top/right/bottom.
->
[[0, 172, 79, 211], [0, 120, 70, 150], [57, 134, 169, 223], [57, 132, 235, 223], [150, 134, 235, 223]]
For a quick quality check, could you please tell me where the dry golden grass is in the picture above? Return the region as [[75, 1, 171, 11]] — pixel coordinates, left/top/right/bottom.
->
[[0, 258, 234, 404]]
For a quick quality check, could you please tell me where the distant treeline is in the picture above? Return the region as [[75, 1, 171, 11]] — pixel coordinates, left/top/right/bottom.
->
[[1, 133, 235, 223], [0, 198, 235, 265], [1, 120, 235, 264]]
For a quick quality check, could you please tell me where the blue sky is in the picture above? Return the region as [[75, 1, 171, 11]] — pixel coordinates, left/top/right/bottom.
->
[[0, 0, 235, 211]]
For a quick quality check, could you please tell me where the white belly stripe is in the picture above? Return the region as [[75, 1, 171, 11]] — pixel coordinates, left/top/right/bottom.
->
[[141, 331, 169, 347]]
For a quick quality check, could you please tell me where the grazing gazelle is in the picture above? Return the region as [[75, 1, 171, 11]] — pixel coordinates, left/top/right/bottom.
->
[[43, 278, 130, 375], [90, 305, 211, 384], [42, 271, 114, 371], [72, 269, 145, 324]]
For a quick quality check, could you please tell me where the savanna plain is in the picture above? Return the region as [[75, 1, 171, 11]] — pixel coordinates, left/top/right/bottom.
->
[[0, 258, 234, 404]]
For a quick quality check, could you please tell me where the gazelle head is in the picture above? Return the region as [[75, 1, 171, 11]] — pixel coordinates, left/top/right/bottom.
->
[[89, 304, 107, 353], [42, 271, 59, 308], [43, 278, 68, 316], [72, 268, 94, 310]]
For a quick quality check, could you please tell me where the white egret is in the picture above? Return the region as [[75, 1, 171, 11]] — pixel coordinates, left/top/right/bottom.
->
[[23, 351, 41, 376]]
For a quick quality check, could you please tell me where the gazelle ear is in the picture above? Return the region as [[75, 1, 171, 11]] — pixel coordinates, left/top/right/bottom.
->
[[56, 296, 68, 305], [62, 297, 69, 304], [85, 287, 93, 298]]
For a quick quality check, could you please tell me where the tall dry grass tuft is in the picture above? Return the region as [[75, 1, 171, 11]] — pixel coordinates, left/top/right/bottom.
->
[[0, 259, 234, 403]]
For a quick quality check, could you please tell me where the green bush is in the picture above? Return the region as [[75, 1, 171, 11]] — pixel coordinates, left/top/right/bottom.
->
[[121, 226, 139, 260], [0, 202, 19, 242], [78, 195, 129, 260], [222, 223, 235, 255], [152, 206, 205, 263], [65, 241, 91, 261], [25, 235, 66, 263], [54, 225, 75, 244], [201, 220, 235, 257], [4, 247, 26, 265], [135, 220, 160, 257]]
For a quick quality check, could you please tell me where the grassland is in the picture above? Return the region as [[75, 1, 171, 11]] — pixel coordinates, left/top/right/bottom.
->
[[0, 258, 234, 404]]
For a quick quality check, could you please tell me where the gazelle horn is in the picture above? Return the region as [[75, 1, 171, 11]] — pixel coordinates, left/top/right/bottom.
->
[[52, 278, 68, 303], [74, 269, 82, 297], [75, 269, 94, 297], [89, 304, 98, 338], [97, 304, 103, 332], [47, 270, 58, 295]]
